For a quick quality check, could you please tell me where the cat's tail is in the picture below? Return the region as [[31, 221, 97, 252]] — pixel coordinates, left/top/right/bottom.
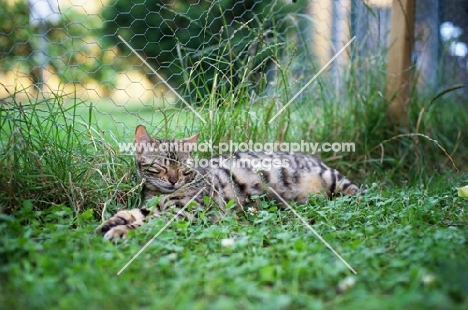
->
[[330, 169, 366, 197]]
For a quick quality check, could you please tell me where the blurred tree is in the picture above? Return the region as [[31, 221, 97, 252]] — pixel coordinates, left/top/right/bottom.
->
[[0, 0, 38, 85], [102, 0, 299, 104], [0, 0, 118, 93]]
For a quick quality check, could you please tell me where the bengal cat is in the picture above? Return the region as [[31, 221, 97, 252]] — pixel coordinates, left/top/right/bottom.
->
[[96, 125, 364, 240]]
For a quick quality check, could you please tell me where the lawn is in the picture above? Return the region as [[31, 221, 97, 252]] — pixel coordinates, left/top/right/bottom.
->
[[1, 93, 468, 309], [1, 180, 467, 309]]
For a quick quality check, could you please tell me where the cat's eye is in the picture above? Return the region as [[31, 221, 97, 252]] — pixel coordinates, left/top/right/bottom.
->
[[182, 170, 191, 175], [147, 165, 166, 174]]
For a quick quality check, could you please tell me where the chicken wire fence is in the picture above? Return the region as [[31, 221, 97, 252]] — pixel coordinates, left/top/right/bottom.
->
[[0, 0, 467, 129]]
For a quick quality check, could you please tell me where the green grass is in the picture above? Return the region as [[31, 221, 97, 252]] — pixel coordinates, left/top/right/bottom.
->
[[1, 32, 468, 308], [1, 90, 468, 309], [1, 181, 467, 309]]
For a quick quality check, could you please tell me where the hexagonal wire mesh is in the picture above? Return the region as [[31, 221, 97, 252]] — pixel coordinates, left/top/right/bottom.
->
[[0, 0, 466, 137]]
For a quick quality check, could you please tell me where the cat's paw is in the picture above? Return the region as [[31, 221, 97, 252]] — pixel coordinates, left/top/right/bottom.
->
[[103, 225, 131, 241], [95, 209, 146, 239]]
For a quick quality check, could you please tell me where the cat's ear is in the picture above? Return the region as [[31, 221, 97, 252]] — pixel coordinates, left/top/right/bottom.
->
[[180, 133, 200, 144], [179, 133, 200, 153], [135, 125, 152, 144]]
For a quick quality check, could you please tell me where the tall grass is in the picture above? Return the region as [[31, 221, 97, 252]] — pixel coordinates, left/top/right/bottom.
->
[[0, 88, 142, 215], [174, 33, 467, 187], [1, 6, 467, 309], [1, 13, 467, 217]]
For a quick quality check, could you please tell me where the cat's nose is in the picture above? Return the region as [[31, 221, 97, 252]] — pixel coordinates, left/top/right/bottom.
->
[[168, 176, 178, 185]]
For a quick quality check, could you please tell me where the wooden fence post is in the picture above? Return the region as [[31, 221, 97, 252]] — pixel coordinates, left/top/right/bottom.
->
[[386, 0, 415, 129]]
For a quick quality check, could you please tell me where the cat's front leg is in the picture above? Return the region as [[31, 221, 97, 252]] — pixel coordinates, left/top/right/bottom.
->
[[158, 189, 205, 221], [95, 208, 150, 240]]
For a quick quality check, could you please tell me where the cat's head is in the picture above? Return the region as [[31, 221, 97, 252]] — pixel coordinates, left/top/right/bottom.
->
[[134, 125, 199, 194]]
